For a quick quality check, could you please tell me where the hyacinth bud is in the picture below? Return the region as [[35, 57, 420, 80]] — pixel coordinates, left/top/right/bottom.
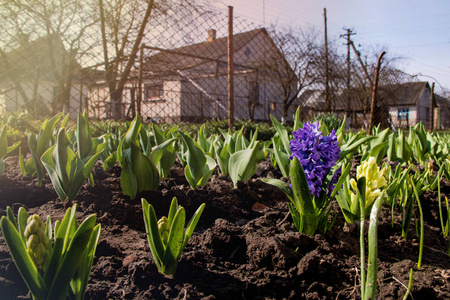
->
[[157, 216, 170, 245], [24, 214, 49, 272], [350, 157, 387, 208]]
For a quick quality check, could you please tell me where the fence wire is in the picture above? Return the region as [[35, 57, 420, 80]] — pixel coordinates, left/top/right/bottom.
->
[[1, 0, 449, 132]]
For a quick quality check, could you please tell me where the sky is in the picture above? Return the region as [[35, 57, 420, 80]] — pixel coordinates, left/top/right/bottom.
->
[[215, 0, 450, 93]]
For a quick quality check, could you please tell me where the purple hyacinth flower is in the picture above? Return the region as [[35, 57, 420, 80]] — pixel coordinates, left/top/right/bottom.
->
[[289, 122, 340, 197]]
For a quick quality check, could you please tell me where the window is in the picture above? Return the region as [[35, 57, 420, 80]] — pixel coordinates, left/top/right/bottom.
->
[[144, 84, 164, 100], [249, 81, 259, 104], [398, 108, 409, 120]]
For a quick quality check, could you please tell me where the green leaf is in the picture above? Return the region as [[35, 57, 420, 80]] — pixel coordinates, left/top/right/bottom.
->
[[41, 145, 68, 201], [260, 178, 294, 202], [69, 222, 101, 299], [215, 142, 229, 176], [131, 142, 159, 194], [6, 206, 16, 228], [329, 163, 352, 200], [120, 159, 138, 199], [197, 124, 210, 153], [142, 199, 165, 271], [150, 137, 177, 166], [77, 110, 93, 159], [47, 215, 97, 300], [366, 142, 388, 165], [103, 152, 117, 170], [53, 129, 72, 190], [17, 207, 29, 245], [271, 137, 290, 178], [340, 136, 375, 158], [290, 156, 316, 235], [0, 126, 7, 157], [387, 133, 396, 161], [36, 113, 63, 158], [162, 208, 185, 275], [19, 147, 27, 176], [182, 203, 205, 249], [0, 159, 4, 176], [179, 131, 206, 183], [229, 142, 265, 187], [293, 106, 302, 131], [288, 203, 302, 232], [167, 197, 179, 226], [197, 156, 216, 187], [66, 150, 103, 201], [270, 115, 291, 153], [44, 206, 74, 287]]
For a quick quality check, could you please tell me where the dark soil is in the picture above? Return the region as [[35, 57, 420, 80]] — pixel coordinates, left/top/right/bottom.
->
[[1, 155, 450, 299]]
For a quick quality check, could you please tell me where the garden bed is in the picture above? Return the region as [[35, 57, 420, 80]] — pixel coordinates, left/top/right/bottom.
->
[[1, 156, 450, 299]]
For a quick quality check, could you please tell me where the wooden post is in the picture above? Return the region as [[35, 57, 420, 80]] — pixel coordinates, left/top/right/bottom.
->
[[227, 6, 234, 128], [346, 29, 351, 120], [138, 44, 144, 118], [324, 8, 330, 111], [200, 93, 204, 120], [368, 51, 386, 134], [430, 82, 435, 131]]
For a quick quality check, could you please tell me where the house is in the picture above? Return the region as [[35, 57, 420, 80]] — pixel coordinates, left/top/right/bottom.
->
[[299, 81, 447, 129], [299, 86, 371, 127], [0, 34, 89, 119], [98, 28, 298, 122], [432, 93, 450, 129], [378, 81, 438, 129]]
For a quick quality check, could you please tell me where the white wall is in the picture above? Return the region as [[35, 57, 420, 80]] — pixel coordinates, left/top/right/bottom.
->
[[1, 79, 88, 118]]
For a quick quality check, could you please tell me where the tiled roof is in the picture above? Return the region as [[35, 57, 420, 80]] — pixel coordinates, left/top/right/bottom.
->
[[377, 81, 429, 106], [141, 28, 266, 75]]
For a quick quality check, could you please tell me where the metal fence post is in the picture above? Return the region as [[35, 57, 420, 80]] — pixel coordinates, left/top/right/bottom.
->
[[227, 5, 234, 128], [369, 51, 385, 134], [430, 82, 435, 131]]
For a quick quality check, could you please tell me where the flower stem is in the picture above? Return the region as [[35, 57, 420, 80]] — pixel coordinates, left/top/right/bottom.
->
[[360, 194, 366, 299], [365, 192, 385, 299]]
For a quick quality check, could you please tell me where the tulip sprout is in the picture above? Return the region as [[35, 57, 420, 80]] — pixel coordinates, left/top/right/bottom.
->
[[142, 197, 205, 276]]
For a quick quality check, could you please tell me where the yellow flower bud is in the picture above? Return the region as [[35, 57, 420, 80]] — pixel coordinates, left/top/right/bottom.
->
[[157, 216, 170, 245], [352, 157, 387, 209], [24, 219, 39, 238], [427, 161, 434, 177], [24, 214, 49, 272], [26, 234, 39, 249], [34, 243, 46, 267]]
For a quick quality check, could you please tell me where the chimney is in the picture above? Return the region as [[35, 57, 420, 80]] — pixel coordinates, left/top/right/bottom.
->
[[207, 29, 216, 42]]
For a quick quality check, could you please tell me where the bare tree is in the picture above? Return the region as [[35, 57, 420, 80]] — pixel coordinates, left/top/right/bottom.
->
[[0, 0, 97, 115], [98, 0, 157, 120], [263, 25, 323, 123]]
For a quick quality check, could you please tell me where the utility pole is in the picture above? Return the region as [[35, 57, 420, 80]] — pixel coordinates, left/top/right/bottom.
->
[[324, 8, 329, 111], [341, 28, 356, 123]]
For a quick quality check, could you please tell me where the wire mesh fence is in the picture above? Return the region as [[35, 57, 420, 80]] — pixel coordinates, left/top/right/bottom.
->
[[1, 1, 449, 132]]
